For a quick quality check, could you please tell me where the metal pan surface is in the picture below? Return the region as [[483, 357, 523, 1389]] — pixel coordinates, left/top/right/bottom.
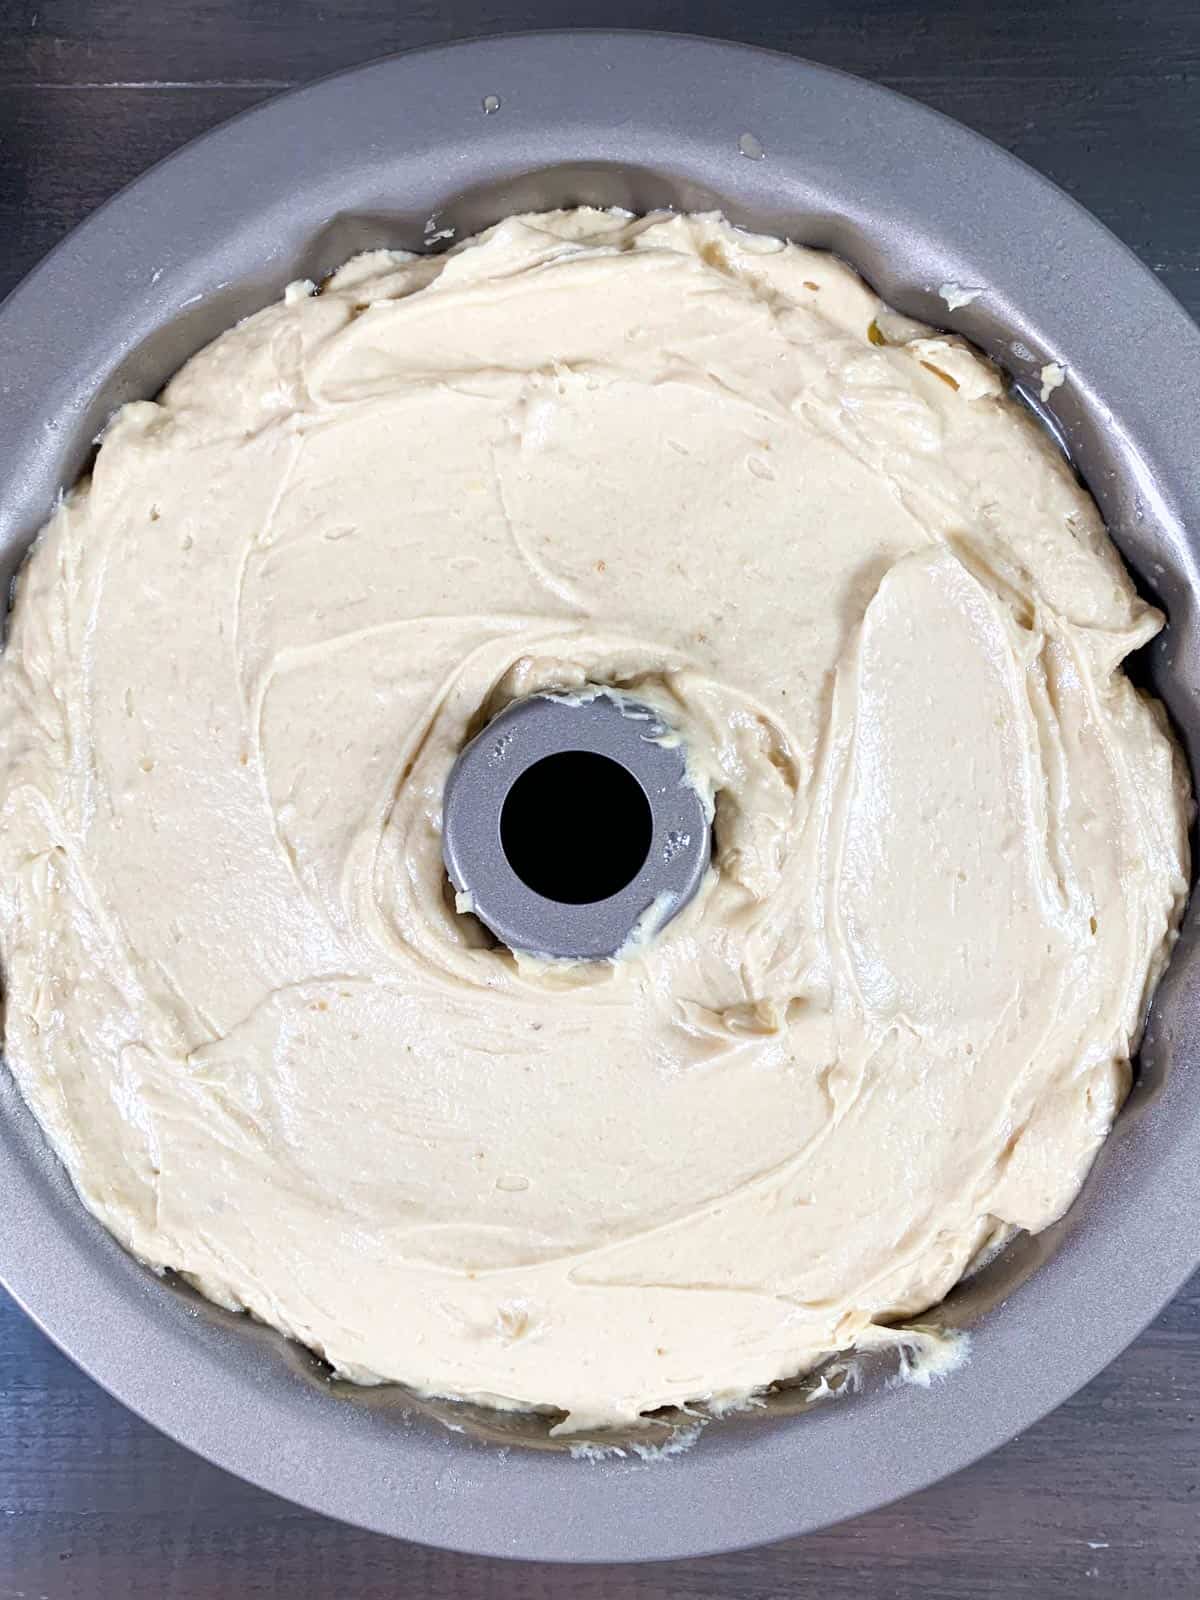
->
[[0, 30, 1198, 1564]]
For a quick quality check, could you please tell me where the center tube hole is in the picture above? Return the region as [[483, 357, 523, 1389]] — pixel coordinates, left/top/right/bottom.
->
[[500, 750, 653, 905]]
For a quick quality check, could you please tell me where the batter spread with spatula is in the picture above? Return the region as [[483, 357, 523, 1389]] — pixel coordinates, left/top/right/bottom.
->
[[0, 210, 1187, 1430]]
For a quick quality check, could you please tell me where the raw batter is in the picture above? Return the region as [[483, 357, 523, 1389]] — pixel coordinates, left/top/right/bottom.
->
[[0, 211, 1189, 1431]]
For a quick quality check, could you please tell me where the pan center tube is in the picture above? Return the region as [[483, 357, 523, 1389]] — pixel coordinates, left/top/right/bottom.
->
[[442, 690, 711, 960]]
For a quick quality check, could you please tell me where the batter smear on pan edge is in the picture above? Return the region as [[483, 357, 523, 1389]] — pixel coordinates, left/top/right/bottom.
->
[[0, 211, 1188, 1431]]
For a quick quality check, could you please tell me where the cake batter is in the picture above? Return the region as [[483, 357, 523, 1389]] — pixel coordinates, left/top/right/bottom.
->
[[0, 211, 1188, 1430]]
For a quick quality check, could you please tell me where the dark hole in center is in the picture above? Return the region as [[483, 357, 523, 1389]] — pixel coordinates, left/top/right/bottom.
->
[[500, 750, 652, 905]]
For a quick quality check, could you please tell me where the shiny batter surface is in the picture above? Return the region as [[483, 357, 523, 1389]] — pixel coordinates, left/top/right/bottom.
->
[[0, 211, 1189, 1430]]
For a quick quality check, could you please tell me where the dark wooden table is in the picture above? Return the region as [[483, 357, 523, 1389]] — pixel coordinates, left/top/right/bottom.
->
[[2, 2, 1199, 1595]]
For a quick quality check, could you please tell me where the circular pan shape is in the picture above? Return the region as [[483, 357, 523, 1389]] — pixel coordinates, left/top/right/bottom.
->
[[1, 31, 1199, 1564], [443, 692, 711, 958]]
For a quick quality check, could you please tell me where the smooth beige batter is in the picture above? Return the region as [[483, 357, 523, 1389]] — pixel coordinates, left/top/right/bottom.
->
[[0, 211, 1189, 1431]]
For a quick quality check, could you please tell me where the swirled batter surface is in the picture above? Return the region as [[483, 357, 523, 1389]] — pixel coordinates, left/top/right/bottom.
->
[[0, 211, 1189, 1429]]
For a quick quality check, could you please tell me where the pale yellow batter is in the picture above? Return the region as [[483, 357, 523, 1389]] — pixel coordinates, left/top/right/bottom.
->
[[0, 211, 1189, 1430]]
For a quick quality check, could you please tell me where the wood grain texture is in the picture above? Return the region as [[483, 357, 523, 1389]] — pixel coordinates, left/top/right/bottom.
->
[[0, 1, 1198, 1595], [1, 0, 1199, 313], [3, 1277, 1199, 1598]]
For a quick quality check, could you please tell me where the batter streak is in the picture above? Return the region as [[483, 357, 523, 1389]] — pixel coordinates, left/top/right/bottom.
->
[[0, 211, 1189, 1430]]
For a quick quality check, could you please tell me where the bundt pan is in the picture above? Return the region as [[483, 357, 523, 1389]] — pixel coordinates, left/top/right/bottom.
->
[[0, 30, 1198, 1565]]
